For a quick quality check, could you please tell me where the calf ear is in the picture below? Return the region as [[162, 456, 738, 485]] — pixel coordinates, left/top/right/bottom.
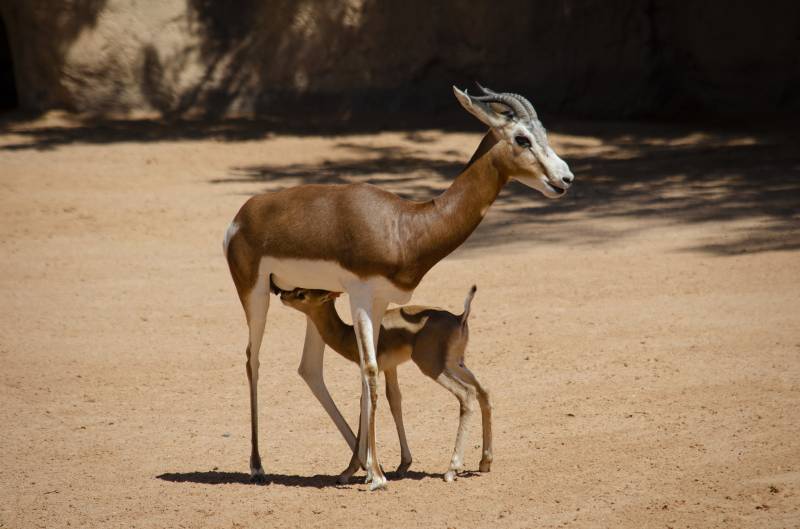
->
[[321, 292, 340, 303], [453, 86, 508, 129]]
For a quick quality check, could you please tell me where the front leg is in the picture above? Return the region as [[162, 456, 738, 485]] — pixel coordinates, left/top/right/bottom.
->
[[297, 317, 358, 451], [349, 292, 388, 491]]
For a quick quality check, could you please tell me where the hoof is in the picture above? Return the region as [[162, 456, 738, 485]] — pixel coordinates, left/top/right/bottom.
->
[[479, 459, 492, 473], [368, 473, 388, 491], [443, 470, 457, 482], [250, 468, 267, 484], [365, 465, 388, 490], [395, 460, 412, 477], [337, 466, 357, 484], [339, 456, 360, 485]]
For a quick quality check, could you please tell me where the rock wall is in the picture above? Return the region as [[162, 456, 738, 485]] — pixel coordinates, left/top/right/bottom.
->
[[1, 0, 798, 118]]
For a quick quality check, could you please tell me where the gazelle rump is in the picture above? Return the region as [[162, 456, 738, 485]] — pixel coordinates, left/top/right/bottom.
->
[[279, 286, 491, 482], [224, 85, 573, 490]]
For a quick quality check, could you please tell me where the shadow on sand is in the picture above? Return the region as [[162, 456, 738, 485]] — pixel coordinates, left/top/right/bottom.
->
[[3, 113, 797, 256], [0, 110, 476, 151], [156, 469, 450, 488], [211, 121, 800, 256]]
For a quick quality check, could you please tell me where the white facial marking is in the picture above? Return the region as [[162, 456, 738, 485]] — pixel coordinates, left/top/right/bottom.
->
[[514, 174, 563, 198], [512, 143, 573, 199]]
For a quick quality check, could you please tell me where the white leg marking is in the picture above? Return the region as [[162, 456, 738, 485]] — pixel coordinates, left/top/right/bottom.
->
[[348, 286, 388, 490], [352, 307, 375, 471], [247, 272, 269, 478]]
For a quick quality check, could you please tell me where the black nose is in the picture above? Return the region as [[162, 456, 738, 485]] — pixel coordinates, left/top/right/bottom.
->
[[562, 173, 574, 185]]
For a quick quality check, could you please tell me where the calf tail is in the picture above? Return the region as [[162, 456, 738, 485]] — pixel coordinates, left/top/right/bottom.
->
[[459, 285, 477, 326]]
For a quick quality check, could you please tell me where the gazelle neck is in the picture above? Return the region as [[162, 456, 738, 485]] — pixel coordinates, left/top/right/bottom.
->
[[409, 132, 508, 275], [308, 304, 359, 363]]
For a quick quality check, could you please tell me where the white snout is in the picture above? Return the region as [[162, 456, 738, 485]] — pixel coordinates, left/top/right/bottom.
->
[[552, 154, 574, 189], [546, 148, 573, 189], [516, 150, 574, 199], [515, 174, 566, 199]]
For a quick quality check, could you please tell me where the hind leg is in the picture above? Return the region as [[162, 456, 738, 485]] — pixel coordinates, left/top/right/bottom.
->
[[452, 365, 492, 472], [435, 370, 476, 482], [244, 273, 270, 480]]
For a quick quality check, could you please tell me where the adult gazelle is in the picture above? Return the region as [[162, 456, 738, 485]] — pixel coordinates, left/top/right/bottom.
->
[[224, 85, 574, 490]]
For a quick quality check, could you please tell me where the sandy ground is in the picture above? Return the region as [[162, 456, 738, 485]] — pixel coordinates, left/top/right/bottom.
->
[[1, 113, 798, 529]]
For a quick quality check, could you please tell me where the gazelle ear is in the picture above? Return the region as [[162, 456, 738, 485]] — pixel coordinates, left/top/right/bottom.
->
[[453, 86, 508, 129]]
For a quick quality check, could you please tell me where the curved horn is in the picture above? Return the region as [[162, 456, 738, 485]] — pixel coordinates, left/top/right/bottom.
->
[[472, 93, 528, 122], [476, 83, 537, 121]]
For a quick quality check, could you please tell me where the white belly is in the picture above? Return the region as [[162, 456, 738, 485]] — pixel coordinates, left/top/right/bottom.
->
[[260, 257, 413, 305]]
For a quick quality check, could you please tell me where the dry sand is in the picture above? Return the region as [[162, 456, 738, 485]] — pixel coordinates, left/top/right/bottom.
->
[[1, 113, 798, 528]]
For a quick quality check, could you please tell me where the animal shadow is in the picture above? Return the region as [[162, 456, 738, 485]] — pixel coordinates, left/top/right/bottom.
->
[[157, 468, 471, 488], [157, 470, 335, 489]]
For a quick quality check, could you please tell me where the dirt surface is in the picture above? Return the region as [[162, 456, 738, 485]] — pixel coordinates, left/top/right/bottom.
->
[[1, 113, 799, 528]]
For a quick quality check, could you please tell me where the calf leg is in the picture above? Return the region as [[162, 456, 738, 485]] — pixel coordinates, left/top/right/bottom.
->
[[453, 364, 493, 472], [297, 317, 357, 450], [338, 394, 364, 484], [435, 370, 476, 482], [385, 367, 412, 475]]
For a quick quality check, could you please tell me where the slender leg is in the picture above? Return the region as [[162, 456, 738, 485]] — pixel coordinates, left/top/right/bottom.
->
[[297, 317, 357, 450], [351, 308, 372, 471], [244, 274, 269, 480], [349, 291, 388, 490], [338, 394, 364, 484], [385, 367, 412, 475], [453, 365, 493, 472], [435, 370, 476, 482]]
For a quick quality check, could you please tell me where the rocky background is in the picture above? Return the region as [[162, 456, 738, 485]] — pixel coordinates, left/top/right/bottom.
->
[[1, 0, 798, 119]]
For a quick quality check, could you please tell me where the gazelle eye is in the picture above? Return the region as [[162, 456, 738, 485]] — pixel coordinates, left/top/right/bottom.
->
[[515, 135, 531, 148]]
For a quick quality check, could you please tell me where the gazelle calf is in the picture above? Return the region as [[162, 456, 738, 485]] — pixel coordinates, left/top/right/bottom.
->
[[278, 285, 492, 483]]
